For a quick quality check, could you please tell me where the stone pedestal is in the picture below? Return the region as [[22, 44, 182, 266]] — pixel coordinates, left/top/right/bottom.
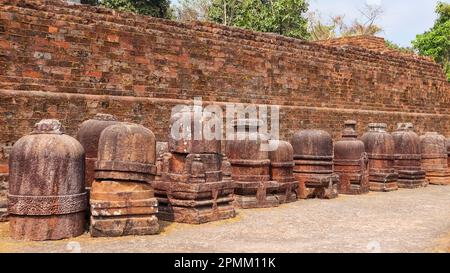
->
[[154, 153, 235, 224], [393, 124, 427, 189], [292, 130, 339, 199], [296, 174, 339, 199], [90, 181, 159, 237], [269, 140, 298, 203], [334, 121, 370, 195], [90, 123, 159, 237], [8, 119, 86, 241], [421, 132, 450, 185], [361, 123, 399, 192], [0, 172, 8, 222]]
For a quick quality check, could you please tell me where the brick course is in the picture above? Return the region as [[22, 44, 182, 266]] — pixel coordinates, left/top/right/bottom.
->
[[315, 36, 428, 60]]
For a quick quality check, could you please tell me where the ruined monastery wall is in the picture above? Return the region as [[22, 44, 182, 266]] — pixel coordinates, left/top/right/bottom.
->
[[0, 0, 449, 165]]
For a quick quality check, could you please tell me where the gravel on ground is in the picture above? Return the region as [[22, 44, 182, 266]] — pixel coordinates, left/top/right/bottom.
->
[[1, 185, 450, 253]]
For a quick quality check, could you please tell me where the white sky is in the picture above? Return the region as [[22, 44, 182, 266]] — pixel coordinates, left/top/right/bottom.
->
[[171, 0, 449, 47]]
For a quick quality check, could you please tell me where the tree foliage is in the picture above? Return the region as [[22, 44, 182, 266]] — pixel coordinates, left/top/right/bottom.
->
[[207, 0, 310, 39], [385, 40, 415, 54], [412, 2, 450, 81], [344, 4, 383, 36], [307, 12, 341, 40], [99, 0, 172, 18], [174, 0, 211, 22]]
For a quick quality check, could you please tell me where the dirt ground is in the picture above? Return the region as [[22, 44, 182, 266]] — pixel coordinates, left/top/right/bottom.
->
[[1, 185, 450, 253]]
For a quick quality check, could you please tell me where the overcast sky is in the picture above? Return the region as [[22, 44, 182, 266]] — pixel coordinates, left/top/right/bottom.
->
[[172, 0, 448, 47]]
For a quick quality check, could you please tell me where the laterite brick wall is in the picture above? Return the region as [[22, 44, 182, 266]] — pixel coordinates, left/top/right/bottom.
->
[[315, 36, 430, 59], [316, 36, 390, 52], [0, 0, 449, 155]]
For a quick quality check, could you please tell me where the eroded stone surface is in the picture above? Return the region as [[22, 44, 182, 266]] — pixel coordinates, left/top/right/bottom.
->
[[334, 121, 369, 195], [292, 129, 338, 199], [269, 140, 298, 203], [0, 167, 8, 222], [361, 123, 399, 192], [420, 132, 450, 185], [155, 110, 235, 223], [76, 113, 119, 190], [0, 0, 449, 171], [392, 123, 427, 189], [90, 123, 159, 237], [226, 119, 280, 208], [8, 119, 86, 241]]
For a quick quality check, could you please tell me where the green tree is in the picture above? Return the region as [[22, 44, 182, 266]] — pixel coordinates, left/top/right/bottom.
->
[[208, 0, 310, 39], [100, 0, 172, 18], [412, 2, 450, 81], [385, 40, 415, 54]]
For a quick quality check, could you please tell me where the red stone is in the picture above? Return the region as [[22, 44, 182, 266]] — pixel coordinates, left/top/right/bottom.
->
[[155, 141, 168, 180], [226, 119, 280, 208], [447, 138, 450, 169], [269, 140, 298, 203], [8, 119, 86, 241], [76, 113, 119, 190], [361, 123, 398, 192], [334, 121, 369, 195], [392, 123, 427, 188], [77, 114, 120, 226], [291, 129, 338, 199], [155, 108, 235, 223], [420, 132, 450, 185], [90, 123, 159, 237], [1, 0, 450, 210], [0, 172, 9, 222], [48, 26, 58, 33]]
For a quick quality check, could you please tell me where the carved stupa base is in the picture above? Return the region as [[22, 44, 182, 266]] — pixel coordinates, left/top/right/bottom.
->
[[296, 174, 339, 199], [154, 179, 235, 224], [233, 180, 280, 209]]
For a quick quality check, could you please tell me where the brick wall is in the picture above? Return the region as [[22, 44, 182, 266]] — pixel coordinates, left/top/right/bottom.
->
[[315, 35, 430, 60], [0, 0, 449, 150], [315, 36, 390, 52], [1, 0, 449, 208]]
